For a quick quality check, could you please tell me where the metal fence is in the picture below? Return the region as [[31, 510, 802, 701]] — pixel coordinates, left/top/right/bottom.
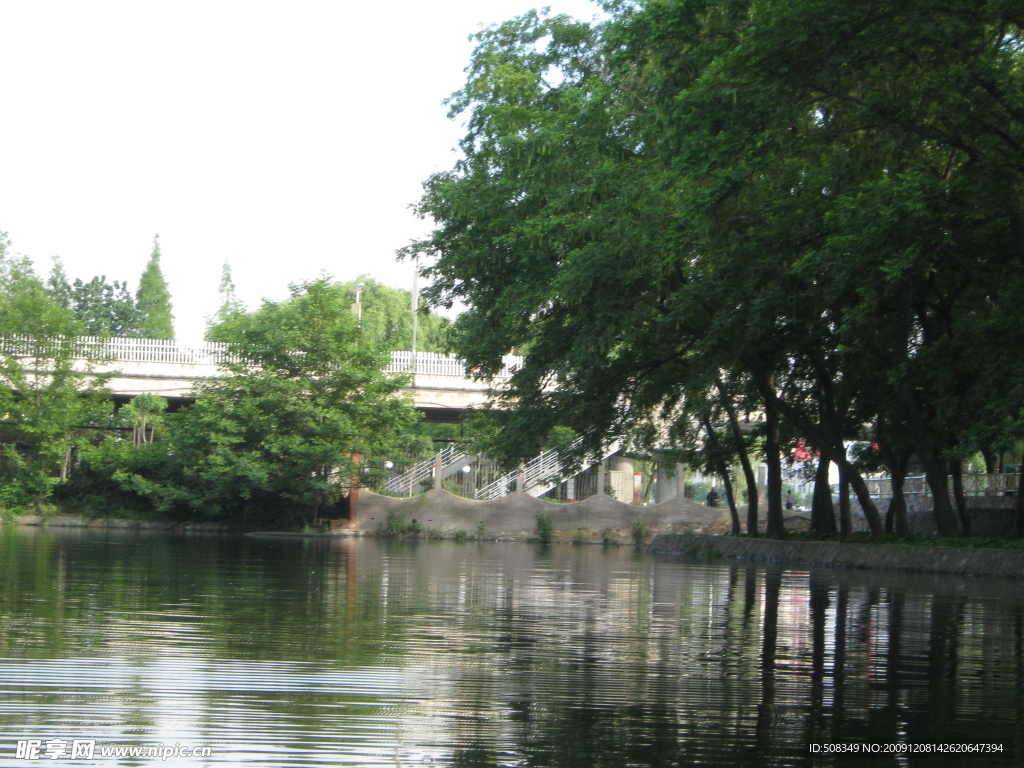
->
[[863, 473, 1020, 498], [369, 449, 510, 499]]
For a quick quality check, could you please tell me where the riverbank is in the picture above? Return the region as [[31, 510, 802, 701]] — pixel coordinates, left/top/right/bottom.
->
[[8, 490, 732, 542], [11, 514, 229, 532], [648, 532, 1024, 579]]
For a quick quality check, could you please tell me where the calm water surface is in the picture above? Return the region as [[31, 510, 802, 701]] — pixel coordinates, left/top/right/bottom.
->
[[0, 526, 1022, 767]]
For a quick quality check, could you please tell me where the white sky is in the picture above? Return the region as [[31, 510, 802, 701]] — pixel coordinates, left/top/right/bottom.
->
[[0, 0, 603, 343]]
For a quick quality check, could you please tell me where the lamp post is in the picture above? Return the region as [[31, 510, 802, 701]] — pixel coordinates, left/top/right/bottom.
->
[[352, 282, 365, 328], [410, 258, 419, 374]]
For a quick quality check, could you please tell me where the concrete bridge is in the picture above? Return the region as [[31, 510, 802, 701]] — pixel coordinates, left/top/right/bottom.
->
[[2, 335, 657, 502], [2, 335, 521, 422]]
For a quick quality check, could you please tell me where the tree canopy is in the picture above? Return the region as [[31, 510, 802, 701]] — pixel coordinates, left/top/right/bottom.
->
[[408, 0, 1024, 536], [0, 232, 110, 506], [136, 234, 174, 339], [208, 275, 451, 352], [47, 259, 141, 337], [91, 278, 419, 527]]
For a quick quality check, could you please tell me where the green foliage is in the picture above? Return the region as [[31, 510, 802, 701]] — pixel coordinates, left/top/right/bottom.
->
[[0, 235, 112, 507], [119, 394, 168, 446], [47, 261, 142, 337], [631, 518, 647, 547], [218, 261, 244, 315], [453, 529, 468, 541], [210, 275, 451, 353], [135, 235, 174, 339], [59, 439, 175, 517], [536, 512, 554, 544], [410, 2, 1024, 538], [341, 277, 451, 353], [378, 511, 425, 538], [380, 511, 408, 538], [92, 277, 419, 528]]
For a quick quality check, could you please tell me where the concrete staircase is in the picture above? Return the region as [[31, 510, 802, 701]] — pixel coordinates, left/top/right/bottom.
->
[[383, 445, 469, 495], [475, 438, 623, 500]]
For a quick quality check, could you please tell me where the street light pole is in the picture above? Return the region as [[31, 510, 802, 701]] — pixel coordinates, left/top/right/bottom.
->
[[352, 282, 365, 328], [410, 258, 419, 374]]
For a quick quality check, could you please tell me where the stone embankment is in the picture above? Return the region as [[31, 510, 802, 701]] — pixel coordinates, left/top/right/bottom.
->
[[648, 533, 1024, 579], [8, 491, 731, 540], [347, 488, 731, 538]]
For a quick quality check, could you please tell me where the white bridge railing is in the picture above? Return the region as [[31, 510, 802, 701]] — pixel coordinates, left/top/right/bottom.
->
[[0, 335, 523, 380]]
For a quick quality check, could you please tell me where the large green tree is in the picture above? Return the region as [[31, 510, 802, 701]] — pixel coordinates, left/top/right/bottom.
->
[[209, 275, 451, 353], [47, 260, 141, 337], [0, 232, 110, 507], [341, 277, 450, 352], [109, 278, 419, 527], [409, 1, 1024, 537], [136, 234, 174, 339]]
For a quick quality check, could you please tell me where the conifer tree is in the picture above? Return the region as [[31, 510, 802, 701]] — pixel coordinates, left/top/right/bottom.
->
[[135, 234, 174, 339]]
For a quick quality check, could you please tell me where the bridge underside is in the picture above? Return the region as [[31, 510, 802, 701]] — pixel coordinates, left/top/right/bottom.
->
[[110, 392, 470, 423], [417, 406, 467, 424]]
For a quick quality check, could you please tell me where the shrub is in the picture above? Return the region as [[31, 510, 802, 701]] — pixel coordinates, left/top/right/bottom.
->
[[381, 511, 406, 538], [632, 517, 648, 547], [536, 513, 554, 544]]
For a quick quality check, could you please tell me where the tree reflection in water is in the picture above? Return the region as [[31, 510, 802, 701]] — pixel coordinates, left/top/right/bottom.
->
[[0, 530, 1021, 767]]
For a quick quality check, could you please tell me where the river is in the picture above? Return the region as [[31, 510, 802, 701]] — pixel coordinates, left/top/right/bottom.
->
[[0, 526, 1021, 766]]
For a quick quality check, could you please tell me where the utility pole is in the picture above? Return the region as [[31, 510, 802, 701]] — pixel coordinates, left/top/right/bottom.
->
[[410, 258, 419, 374]]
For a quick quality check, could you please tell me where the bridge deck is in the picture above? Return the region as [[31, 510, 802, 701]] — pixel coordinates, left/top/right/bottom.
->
[[2, 335, 521, 415]]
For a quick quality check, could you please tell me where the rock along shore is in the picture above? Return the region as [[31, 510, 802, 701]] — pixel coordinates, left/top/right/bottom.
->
[[648, 533, 1024, 580]]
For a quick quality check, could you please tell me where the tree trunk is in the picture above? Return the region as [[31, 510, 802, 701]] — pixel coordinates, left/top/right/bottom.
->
[[950, 457, 971, 536], [887, 467, 909, 536], [60, 445, 72, 482], [721, 466, 741, 535], [718, 384, 759, 535], [701, 416, 741, 535], [844, 462, 885, 536], [810, 454, 836, 534], [1016, 450, 1024, 538], [981, 446, 998, 476], [837, 461, 852, 537], [764, 398, 786, 538], [920, 449, 962, 536]]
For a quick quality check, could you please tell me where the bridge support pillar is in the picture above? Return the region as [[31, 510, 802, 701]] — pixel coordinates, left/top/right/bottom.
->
[[608, 455, 634, 503], [656, 462, 686, 504]]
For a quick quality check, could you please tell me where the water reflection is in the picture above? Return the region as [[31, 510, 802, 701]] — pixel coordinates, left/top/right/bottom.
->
[[0, 527, 1021, 766]]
